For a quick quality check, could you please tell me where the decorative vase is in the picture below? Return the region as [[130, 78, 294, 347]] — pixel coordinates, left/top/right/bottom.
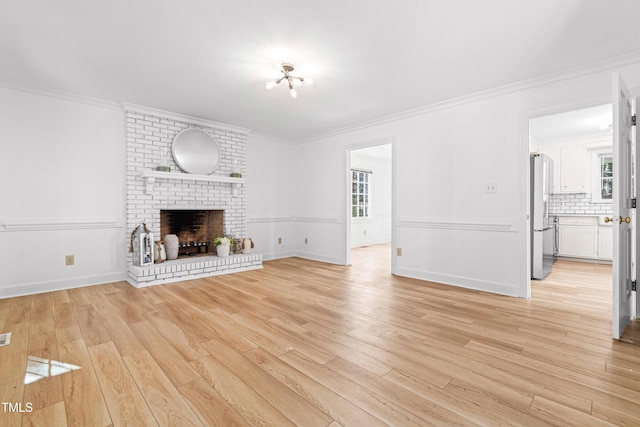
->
[[232, 239, 242, 254], [164, 234, 179, 260], [216, 244, 230, 257], [154, 241, 166, 263], [242, 238, 254, 254]]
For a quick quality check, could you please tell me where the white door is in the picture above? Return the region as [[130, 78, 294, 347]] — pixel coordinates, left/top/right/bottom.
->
[[612, 72, 636, 339]]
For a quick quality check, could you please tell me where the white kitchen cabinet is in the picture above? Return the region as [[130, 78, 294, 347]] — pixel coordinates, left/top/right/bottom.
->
[[540, 142, 586, 194], [560, 144, 586, 193], [558, 216, 598, 259], [598, 225, 613, 260]]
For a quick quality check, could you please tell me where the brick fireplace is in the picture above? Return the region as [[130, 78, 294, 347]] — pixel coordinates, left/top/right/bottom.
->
[[124, 106, 262, 287]]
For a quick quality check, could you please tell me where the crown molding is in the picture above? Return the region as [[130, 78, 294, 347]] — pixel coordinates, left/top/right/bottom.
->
[[0, 76, 122, 111], [121, 102, 251, 135], [295, 52, 640, 144], [247, 131, 296, 145]]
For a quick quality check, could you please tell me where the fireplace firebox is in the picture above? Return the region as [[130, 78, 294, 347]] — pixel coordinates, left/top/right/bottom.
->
[[160, 209, 223, 257]]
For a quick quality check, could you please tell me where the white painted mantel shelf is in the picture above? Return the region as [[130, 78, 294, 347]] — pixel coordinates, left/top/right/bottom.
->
[[141, 170, 246, 195]]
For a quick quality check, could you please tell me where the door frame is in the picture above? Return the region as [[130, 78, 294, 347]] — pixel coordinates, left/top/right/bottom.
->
[[522, 96, 611, 299], [523, 88, 640, 333], [344, 136, 396, 271]]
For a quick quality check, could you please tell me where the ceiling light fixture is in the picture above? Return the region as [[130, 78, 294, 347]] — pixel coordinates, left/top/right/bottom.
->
[[265, 63, 312, 98]]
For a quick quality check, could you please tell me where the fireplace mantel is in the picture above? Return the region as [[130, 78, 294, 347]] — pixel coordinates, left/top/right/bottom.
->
[[141, 170, 245, 195]]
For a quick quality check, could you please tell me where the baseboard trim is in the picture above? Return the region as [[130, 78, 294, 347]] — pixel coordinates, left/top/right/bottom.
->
[[394, 267, 524, 298], [556, 256, 612, 265], [294, 251, 344, 265], [0, 272, 127, 299], [260, 250, 297, 261], [351, 239, 391, 248]]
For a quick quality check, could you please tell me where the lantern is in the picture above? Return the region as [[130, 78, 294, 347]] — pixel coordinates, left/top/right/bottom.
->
[[131, 223, 154, 266]]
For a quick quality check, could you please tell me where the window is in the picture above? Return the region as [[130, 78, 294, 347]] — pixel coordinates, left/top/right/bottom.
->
[[591, 150, 613, 203], [351, 169, 371, 218], [598, 153, 613, 200]]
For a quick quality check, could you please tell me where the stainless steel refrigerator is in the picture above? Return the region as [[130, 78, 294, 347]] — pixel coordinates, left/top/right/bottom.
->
[[530, 153, 555, 279]]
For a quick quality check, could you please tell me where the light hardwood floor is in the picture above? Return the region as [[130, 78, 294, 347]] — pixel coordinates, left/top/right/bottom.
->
[[1, 245, 639, 426]]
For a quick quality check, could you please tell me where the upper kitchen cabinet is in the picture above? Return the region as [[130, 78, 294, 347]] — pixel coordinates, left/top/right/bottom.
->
[[540, 141, 587, 194], [559, 143, 587, 193], [530, 103, 612, 196]]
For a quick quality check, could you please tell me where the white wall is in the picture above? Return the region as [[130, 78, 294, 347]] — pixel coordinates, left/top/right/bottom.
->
[[246, 133, 298, 260], [0, 86, 126, 297], [292, 61, 640, 297], [350, 148, 392, 247], [3, 60, 640, 300]]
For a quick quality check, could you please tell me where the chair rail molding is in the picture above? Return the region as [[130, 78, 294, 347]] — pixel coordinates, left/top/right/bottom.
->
[[294, 215, 343, 224], [248, 216, 296, 224], [397, 217, 516, 232], [0, 218, 124, 232]]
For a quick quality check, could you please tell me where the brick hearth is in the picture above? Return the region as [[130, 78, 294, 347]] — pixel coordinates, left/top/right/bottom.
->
[[127, 253, 263, 287]]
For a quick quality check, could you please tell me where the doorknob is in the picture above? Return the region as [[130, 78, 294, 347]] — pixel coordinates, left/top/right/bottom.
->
[[620, 216, 631, 224], [604, 216, 613, 223]]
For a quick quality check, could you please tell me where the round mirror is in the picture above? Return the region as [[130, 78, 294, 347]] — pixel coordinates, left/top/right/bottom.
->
[[171, 128, 220, 174]]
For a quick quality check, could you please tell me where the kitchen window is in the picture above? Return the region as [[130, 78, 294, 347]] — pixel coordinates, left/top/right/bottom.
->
[[352, 169, 371, 218], [591, 150, 613, 203]]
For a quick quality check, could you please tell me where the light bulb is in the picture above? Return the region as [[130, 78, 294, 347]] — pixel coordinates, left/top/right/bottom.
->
[[290, 88, 298, 98], [305, 78, 314, 85], [265, 81, 278, 90], [292, 79, 302, 87]]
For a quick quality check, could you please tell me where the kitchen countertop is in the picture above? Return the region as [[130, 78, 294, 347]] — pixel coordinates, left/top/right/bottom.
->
[[553, 214, 614, 225]]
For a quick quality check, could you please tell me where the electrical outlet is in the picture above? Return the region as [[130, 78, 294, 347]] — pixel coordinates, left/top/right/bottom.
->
[[278, 237, 282, 244], [485, 182, 497, 194], [363, 229, 367, 235], [65, 255, 75, 266], [396, 247, 402, 256], [304, 238, 308, 244]]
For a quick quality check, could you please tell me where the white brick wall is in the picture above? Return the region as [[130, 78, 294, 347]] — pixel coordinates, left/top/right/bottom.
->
[[124, 109, 255, 284]]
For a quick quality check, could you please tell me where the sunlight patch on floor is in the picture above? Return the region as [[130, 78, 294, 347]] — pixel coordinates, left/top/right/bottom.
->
[[24, 355, 81, 384]]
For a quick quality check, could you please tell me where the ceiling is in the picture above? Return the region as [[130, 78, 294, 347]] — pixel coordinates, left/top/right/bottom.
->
[[529, 103, 613, 143], [1, 1, 639, 142]]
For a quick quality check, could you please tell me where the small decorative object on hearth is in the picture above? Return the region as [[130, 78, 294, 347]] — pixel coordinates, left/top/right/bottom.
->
[[232, 238, 242, 254], [164, 234, 179, 260], [131, 223, 154, 266], [214, 236, 233, 257], [241, 238, 254, 254], [154, 241, 166, 263]]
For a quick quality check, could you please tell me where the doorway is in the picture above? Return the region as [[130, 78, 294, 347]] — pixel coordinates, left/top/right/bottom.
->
[[345, 140, 394, 269], [528, 103, 615, 300]]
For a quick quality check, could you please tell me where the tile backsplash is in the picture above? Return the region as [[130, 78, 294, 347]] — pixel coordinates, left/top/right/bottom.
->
[[549, 193, 612, 215]]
